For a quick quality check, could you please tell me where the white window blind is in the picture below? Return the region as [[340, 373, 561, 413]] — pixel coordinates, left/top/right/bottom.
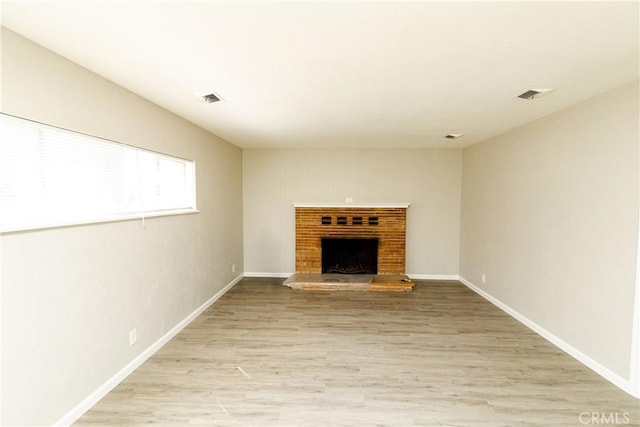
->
[[0, 113, 196, 232]]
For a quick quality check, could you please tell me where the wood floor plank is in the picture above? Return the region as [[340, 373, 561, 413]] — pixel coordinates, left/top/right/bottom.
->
[[75, 278, 640, 426]]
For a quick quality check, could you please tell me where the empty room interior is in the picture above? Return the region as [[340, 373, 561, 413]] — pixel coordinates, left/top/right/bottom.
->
[[1, 1, 639, 426]]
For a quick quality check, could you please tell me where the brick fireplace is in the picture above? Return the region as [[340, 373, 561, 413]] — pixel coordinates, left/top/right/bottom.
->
[[294, 203, 409, 275]]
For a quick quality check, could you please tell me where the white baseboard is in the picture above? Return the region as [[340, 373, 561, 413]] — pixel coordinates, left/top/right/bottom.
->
[[458, 276, 635, 397], [54, 273, 244, 426], [243, 272, 293, 278], [408, 274, 459, 281]]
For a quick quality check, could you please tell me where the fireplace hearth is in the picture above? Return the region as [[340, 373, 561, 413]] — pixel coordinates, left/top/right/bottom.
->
[[321, 238, 378, 274]]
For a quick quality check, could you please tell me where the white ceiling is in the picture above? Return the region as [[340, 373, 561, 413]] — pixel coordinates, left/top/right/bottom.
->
[[1, 1, 638, 149]]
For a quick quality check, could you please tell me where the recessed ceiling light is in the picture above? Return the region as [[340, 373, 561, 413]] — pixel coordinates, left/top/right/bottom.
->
[[517, 88, 555, 100], [445, 134, 464, 140]]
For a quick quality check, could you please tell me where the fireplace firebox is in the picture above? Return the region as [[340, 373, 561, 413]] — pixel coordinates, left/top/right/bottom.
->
[[321, 238, 378, 274]]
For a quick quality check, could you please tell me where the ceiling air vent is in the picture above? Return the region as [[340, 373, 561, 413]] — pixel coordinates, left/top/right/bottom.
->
[[445, 134, 463, 140], [200, 93, 222, 103], [517, 88, 555, 100]]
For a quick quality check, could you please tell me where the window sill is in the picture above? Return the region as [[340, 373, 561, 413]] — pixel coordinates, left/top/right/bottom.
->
[[0, 208, 200, 235]]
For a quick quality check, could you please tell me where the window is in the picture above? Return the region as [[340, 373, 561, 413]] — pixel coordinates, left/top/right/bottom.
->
[[0, 113, 197, 232]]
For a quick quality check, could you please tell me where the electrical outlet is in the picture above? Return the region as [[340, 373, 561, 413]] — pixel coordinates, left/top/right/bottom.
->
[[129, 328, 137, 346], [481, 274, 486, 284], [232, 264, 236, 274], [345, 197, 353, 203]]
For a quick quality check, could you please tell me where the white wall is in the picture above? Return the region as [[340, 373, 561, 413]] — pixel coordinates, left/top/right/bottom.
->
[[243, 148, 462, 277], [460, 80, 639, 385], [0, 28, 243, 425]]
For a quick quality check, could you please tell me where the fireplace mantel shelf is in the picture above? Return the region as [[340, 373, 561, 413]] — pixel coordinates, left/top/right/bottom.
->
[[293, 202, 410, 208]]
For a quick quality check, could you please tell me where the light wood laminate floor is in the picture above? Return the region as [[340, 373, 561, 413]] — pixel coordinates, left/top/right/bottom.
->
[[76, 278, 640, 426]]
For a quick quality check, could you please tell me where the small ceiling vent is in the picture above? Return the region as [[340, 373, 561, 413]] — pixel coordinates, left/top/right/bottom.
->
[[445, 134, 463, 140], [200, 93, 222, 103], [517, 88, 555, 100]]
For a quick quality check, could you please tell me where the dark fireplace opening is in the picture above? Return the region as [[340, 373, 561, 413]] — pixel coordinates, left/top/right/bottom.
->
[[321, 238, 378, 274]]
